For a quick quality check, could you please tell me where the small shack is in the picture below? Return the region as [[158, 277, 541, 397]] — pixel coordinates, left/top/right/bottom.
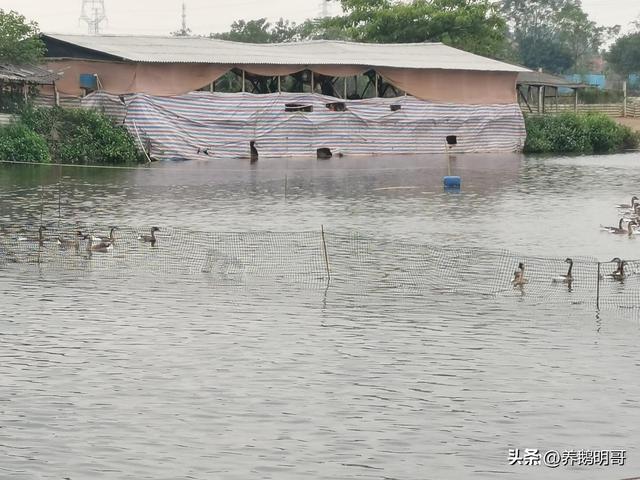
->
[[0, 64, 60, 113], [517, 71, 586, 114]]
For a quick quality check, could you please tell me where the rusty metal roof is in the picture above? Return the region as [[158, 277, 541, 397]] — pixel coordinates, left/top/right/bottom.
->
[[43, 33, 530, 72], [0, 64, 60, 84]]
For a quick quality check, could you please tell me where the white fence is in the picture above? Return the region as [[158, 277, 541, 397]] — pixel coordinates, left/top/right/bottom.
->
[[523, 101, 640, 117]]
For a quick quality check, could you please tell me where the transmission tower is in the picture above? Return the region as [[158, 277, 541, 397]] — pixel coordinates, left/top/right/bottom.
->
[[172, 2, 192, 37], [79, 0, 107, 35], [319, 0, 329, 18]]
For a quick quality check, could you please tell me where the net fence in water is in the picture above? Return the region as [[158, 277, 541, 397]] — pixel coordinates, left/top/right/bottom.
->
[[1, 223, 639, 309]]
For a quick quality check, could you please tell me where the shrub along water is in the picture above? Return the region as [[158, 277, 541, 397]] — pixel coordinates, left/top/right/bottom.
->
[[0, 123, 50, 163], [0, 106, 146, 165], [524, 112, 639, 154]]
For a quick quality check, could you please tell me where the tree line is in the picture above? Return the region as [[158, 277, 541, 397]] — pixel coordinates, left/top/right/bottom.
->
[[209, 0, 639, 76]]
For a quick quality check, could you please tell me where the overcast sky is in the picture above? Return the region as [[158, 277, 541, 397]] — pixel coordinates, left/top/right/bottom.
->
[[2, 0, 639, 37]]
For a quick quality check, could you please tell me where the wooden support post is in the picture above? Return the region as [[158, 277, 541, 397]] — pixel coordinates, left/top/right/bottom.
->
[[623, 80, 627, 117], [555, 87, 558, 113], [321, 224, 331, 283], [277, 76, 281, 93], [241, 70, 245, 92], [343, 77, 347, 99], [310, 71, 314, 93], [537, 86, 542, 114], [374, 73, 379, 97], [596, 262, 601, 310], [53, 81, 60, 107], [574, 88, 578, 113]]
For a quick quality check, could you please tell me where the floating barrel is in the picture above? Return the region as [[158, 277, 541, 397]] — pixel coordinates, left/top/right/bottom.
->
[[443, 175, 461, 188]]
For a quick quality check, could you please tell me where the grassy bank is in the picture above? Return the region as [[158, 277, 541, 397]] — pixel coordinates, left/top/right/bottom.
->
[[0, 106, 146, 165], [524, 112, 640, 154]]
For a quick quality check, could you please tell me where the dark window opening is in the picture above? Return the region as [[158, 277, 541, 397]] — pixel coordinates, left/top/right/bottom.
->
[[250, 141, 258, 162], [325, 102, 347, 112], [446, 135, 458, 146], [390, 104, 402, 112], [285, 103, 313, 113], [317, 148, 332, 159]]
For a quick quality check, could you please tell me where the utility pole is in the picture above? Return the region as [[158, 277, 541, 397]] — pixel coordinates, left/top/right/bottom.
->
[[79, 0, 107, 35]]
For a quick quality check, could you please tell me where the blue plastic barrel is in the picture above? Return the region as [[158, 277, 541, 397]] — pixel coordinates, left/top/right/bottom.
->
[[443, 176, 461, 188], [79, 73, 97, 89]]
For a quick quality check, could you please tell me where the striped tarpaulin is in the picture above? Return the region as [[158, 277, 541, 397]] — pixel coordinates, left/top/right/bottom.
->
[[83, 91, 526, 160]]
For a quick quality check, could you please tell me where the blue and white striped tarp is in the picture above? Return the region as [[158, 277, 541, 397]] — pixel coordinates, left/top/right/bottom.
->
[[83, 91, 526, 160]]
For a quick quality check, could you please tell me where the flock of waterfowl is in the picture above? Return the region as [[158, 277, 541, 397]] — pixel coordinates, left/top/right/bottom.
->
[[0, 225, 161, 254], [511, 196, 640, 288]]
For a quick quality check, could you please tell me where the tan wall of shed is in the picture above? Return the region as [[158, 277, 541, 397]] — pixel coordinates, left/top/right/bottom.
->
[[45, 59, 518, 104]]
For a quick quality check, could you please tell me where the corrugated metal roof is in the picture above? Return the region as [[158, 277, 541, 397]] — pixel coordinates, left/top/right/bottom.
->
[[44, 34, 529, 72], [517, 71, 586, 88], [0, 63, 60, 84]]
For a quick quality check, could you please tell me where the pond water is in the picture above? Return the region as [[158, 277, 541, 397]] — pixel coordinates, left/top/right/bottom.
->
[[1, 153, 640, 479]]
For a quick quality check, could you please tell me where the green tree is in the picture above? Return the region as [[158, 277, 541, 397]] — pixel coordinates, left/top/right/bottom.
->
[[502, 0, 618, 72], [318, 0, 510, 58], [0, 9, 44, 64], [212, 18, 300, 43], [607, 32, 640, 75]]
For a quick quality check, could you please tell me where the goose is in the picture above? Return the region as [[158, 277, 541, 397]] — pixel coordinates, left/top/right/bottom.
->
[[607, 257, 626, 281], [601, 218, 632, 234], [83, 234, 113, 253], [138, 226, 160, 246], [616, 196, 639, 209], [17, 225, 47, 245], [511, 262, 528, 286], [37, 225, 47, 247], [57, 230, 84, 250], [92, 226, 118, 243], [552, 257, 573, 283]]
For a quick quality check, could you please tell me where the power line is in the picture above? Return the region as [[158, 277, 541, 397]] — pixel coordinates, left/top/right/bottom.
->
[[79, 0, 107, 34]]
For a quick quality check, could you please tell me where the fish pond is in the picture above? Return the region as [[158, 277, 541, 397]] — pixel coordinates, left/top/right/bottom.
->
[[1, 152, 640, 479]]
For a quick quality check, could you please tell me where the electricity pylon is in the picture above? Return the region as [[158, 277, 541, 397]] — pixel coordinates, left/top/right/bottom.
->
[[80, 0, 107, 35]]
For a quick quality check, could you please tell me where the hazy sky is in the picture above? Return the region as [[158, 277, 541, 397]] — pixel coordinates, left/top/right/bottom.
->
[[2, 0, 639, 37]]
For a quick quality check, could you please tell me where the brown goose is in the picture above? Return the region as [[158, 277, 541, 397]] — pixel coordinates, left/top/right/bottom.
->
[[138, 227, 160, 246], [552, 257, 573, 283], [511, 262, 528, 287], [84, 234, 113, 253]]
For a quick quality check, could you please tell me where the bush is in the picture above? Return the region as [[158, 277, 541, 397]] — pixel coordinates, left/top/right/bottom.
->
[[524, 112, 638, 154], [20, 105, 146, 165], [0, 123, 50, 163]]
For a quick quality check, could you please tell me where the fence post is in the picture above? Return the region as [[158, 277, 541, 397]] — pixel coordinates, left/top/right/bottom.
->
[[623, 81, 627, 118], [596, 262, 601, 310], [321, 224, 331, 282]]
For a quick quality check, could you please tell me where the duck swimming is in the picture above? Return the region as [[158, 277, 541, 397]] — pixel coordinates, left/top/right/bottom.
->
[[84, 234, 113, 253], [37, 225, 47, 247], [138, 226, 160, 246], [552, 257, 573, 283], [601, 218, 634, 234], [92, 226, 118, 243], [57, 230, 84, 250], [616, 196, 639, 209], [511, 262, 528, 286], [608, 257, 626, 281]]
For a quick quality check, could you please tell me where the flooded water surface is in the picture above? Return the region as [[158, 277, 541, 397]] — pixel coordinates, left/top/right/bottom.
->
[[2, 153, 640, 479]]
